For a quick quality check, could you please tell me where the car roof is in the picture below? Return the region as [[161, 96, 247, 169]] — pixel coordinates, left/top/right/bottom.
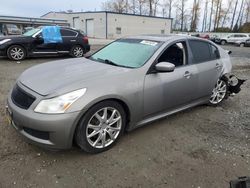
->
[[125, 34, 201, 42]]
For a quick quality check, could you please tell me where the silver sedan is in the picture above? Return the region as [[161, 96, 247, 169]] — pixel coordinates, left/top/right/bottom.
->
[[6, 35, 243, 153]]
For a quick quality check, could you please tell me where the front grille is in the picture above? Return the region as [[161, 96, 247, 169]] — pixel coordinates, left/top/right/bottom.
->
[[11, 84, 36, 109], [23, 127, 49, 140]]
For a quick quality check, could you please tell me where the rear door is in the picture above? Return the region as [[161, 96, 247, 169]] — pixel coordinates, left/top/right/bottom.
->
[[188, 40, 222, 98], [57, 28, 78, 52]]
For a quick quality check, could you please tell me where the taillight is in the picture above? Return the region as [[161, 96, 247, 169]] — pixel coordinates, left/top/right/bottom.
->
[[83, 36, 88, 44]]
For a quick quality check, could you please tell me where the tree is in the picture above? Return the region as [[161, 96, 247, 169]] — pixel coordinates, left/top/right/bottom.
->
[[246, 0, 250, 22], [208, 0, 214, 31], [175, 0, 188, 31], [202, 0, 209, 32], [213, 0, 223, 31], [221, 1, 233, 28], [164, 0, 174, 18], [102, 0, 128, 13], [230, 0, 239, 30], [190, 0, 200, 31]]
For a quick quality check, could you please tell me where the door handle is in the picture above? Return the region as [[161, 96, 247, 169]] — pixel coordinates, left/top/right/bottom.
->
[[215, 63, 222, 69], [70, 40, 76, 42], [183, 71, 191, 79]]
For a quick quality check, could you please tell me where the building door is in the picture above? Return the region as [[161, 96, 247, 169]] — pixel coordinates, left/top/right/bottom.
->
[[86, 19, 94, 38], [73, 17, 81, 30]]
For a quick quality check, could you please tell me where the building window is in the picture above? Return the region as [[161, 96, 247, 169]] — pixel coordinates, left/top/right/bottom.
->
[[116, 27, 121, 35], [161, 30, 165, 34]]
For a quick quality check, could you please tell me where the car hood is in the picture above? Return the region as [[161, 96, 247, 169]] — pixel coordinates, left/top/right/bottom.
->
[[19, 58, 132, 96], [0, 35, 27, 41]]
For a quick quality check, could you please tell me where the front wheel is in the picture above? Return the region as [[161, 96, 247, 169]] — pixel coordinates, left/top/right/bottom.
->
[[7, 45, 26, 61], [70, 45, 85, 58], [209, 79, 228, 106], [75, 101, 126, 153]]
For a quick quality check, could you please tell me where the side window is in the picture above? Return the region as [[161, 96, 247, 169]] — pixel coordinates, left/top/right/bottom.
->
[[158, 41, 187, 67], [189, 40, 211, 63], [209, 44, 220, 60], [60, 29, 77, 37]]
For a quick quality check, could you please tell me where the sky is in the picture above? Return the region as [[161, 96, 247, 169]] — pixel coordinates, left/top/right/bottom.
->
[[0, 0, 104, 17]]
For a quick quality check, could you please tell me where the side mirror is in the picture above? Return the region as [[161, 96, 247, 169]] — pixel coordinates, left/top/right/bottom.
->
[[35, 35, 44, 44], [155, 62, 175, 73]]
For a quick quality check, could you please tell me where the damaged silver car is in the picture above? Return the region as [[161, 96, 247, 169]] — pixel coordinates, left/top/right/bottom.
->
[[6, 35, 245, 153]]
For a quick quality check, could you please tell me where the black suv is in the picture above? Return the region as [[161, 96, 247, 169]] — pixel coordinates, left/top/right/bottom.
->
[[0, 26, 90, 60]]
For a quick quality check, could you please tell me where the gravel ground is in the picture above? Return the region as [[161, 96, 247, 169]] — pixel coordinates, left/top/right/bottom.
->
[[0, 45, 249, 188]]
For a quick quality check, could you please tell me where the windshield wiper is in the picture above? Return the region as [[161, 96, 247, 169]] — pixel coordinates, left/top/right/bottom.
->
[[96, 58, 132, 68]]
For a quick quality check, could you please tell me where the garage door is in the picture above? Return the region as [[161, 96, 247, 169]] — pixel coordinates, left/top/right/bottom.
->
[[86, 19, 94, 38]]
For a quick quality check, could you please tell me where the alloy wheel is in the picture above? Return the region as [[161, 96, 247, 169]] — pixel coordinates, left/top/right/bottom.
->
[[10, 47, 25, 60], [86, 107, 122, 149], [209, 79, 227, 105], [73, 46, 84, 57]]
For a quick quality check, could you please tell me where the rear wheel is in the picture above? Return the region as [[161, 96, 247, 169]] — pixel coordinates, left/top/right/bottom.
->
[[209, 78, 228, 106], [220, 40, 226, 45], [70, 45, 84, 58], [75, 101, 126, 153], [240, 43, 245, 48], [7, 45, 26, 61]]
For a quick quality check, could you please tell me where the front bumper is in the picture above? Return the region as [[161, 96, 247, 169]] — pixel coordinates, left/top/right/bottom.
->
[[7, 85, 82, 150]]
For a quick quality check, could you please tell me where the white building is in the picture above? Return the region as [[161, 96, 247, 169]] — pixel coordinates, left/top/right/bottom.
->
[[42, 11, 172, 39]]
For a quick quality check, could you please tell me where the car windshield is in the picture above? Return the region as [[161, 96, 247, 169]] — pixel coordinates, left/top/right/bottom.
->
[[23, 28, 41, 36], [90, 39, 162, 68]]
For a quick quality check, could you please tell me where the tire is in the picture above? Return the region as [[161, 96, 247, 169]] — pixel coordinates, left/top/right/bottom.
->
[[220, 40, 226, 45], [7, 45, 26, 61], [75, 100, 126, 153], [70, 45, 85, 58], [208, 77, 229, 106], [240, 43, 245, 48]]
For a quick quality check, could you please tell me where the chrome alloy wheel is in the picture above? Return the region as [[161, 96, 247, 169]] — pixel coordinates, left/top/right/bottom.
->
[[210, 79, 227, 105], [86, 107, 122, 149], [73, 46, 84, 57], [10, 47, 25, 60]]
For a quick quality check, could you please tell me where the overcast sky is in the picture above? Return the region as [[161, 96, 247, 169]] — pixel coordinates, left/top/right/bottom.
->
[[0, 0, 104, 17]]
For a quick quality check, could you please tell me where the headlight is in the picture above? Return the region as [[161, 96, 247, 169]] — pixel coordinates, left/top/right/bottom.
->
[[0, 39, 11, 45], [34, 88, 86, 114]]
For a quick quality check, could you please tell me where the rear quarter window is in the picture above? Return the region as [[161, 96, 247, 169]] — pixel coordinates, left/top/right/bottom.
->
[[60, 29, 77, 37]]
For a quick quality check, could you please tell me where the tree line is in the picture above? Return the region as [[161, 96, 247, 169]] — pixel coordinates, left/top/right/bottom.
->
[[102, 0, 250, 32]]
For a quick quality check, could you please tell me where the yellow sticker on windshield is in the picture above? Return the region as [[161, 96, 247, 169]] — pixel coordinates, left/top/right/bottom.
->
[[140, 40, 158, 46]]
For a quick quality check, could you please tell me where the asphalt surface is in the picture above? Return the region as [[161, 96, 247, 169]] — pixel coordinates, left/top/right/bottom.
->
[[0, 45, 249, 188]]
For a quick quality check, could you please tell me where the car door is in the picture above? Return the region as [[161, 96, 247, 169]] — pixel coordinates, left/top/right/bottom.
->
[[57, 28, 78, 52], [227, 34, 236, 43], [143, 41, 199, 117], [188, 40, 222, 98], [32, 32, 57, 53]]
